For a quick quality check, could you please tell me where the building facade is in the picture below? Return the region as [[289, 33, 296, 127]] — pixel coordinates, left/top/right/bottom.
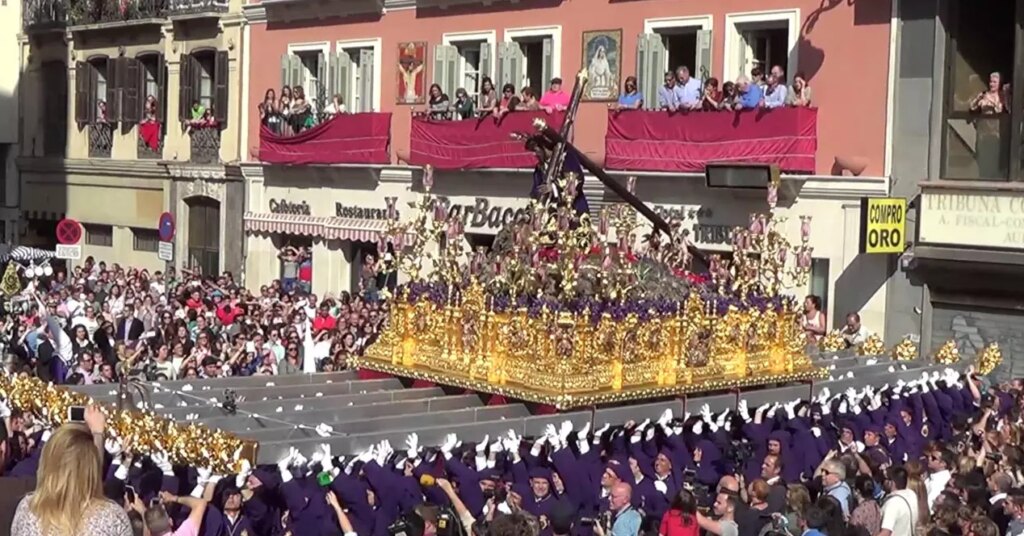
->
[[885, 0, 1024, 380], [1, 0, 22, 243], [240, 0, 897, 332], [17, 0, 246, 274]]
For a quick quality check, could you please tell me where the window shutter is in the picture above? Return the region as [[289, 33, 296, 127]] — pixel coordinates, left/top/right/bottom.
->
[[541, 37, 553, 91], [432, 44, 457, 100], [636, 34, 649, 110], [75, 61, 90, 125], [510, 43, 524, 90], [696, 30, 712, 82], [106, 58, 121, 122], [637, 34, 665, 110], [280, 53, 292, 87], [178, 54, 193, 122], [315, 52, 327, 108], [214, 50, 229, 124], [122, 58, 141, 123], [288, 54, 302, 91], [479, 42, 493, 84], [329, 52, 352, 112], [156, 53, 166, 122], [359, 48, 374, 112]]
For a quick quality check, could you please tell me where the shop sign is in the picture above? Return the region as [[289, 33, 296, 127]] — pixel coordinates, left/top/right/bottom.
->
[[920, 190, 1024, 250], [649, 205, 736, 247], [269, 199, 311, 215], [859, 197, 907, 254], [336, 199, 397, 220], [439, 197, 530, 231]]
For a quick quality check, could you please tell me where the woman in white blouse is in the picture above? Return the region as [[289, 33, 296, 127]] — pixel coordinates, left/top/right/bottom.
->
[[801, 295, 827, 342]]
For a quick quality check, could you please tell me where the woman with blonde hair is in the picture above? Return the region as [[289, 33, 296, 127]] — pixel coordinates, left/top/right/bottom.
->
[[903, 459, 932, 530], [11, 406, 131, 535]]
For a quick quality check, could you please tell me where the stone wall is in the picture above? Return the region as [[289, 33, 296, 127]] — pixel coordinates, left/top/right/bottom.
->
[[931, 305, 1024, 382]]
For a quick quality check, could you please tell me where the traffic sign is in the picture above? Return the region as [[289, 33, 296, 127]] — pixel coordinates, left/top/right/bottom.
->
[[56, 218, 82, 245], [158, 212, 176, 242], [56, 244, 82, 260], [158, 241, 174, 262]]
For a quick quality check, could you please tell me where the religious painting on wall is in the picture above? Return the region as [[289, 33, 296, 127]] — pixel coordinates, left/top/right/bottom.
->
[[397, 41, 427, 105], [581, 29, 622, 101]]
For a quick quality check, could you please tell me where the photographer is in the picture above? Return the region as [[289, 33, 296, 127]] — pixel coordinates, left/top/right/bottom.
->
[[696, 492, 739, 536], [594, 483, 641, 536], [144, 490, 208, 536]]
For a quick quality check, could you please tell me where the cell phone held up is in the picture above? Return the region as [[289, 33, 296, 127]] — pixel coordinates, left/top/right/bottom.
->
[[67, 405, 86, 423]]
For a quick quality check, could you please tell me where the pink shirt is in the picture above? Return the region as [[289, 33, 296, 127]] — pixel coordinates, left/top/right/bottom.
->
[[540, 90, 569, 109], [173, 518, 199, 536]]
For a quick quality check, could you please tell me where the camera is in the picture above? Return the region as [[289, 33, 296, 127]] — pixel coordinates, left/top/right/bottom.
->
[[986, 451, 1003, 463], [67, 405, 86, 422], [727, 438, 754, 466], [682, 469, 711, 506]]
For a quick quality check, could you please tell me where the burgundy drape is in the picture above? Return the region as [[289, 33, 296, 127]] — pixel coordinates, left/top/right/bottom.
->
[[139, 121, 161, 151], [604, 108, 817, 173], [409, 111, 565, 169], [259, 113, 392, 165]]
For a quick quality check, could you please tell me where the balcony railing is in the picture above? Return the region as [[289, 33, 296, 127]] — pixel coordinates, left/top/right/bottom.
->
[[69, 0, 167, 26], [138, 133, 163, 159], [88, 123, 114, 158], [189, 126, 220, 164], [168, 0, 228, 15], [23, 0, 67, 30]]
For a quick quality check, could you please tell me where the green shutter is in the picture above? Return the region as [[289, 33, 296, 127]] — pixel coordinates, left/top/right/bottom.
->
[[432, 44, 458, 100], [637, 34, 665, 110], [696, 30, 712, 83], [280, 54, 292, 87], [315, 52, 327, 107], [479, 42, 492, 84], [359, 48, 375, 112], [540, 37, 553, 92], [329, 52, 352, 112]]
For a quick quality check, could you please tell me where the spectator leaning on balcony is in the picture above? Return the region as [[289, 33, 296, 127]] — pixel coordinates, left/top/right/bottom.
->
[[736, 76, 764, 110], [657, 71, 678, 111], [787, 72, 813, 107], [453, 88, 475, 120], [763, 73, 788, 109], [517, 87, 541, 111], [478, 77, 497, 116], [840, 312, 871, 348], [323, 94, 347, 118], [719, 81, 738, 110], [611, 76, 643, 111], [701, 77, 721, 110], [427, 84, 450, 120], [540, 77, 570, 112], [672, 66, 702, 110]]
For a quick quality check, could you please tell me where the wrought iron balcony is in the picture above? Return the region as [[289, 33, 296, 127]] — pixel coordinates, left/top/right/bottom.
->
[[89, 122, 114, 158], [68, 0, 167, 26], [168, 0, 227, 16], [137, 131, 163, 159], [189, 125, 220, 164], [23, 0, 67, 31]]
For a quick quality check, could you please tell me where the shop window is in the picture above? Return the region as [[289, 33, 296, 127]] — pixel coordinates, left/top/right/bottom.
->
[[132, 228, 160, 252], [940, 0, 1016, 180], [84, 224, 113, 247], [809, 258, 830, 314]]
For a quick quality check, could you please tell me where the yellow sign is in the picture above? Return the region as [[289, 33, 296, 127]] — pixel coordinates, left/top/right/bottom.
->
[[859, 197, 907, 254]]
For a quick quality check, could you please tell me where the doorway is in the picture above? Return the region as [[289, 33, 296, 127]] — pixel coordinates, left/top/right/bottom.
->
[[187, 197, 220, 276]]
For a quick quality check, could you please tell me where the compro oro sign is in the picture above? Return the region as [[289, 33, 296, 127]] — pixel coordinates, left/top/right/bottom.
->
[[919, 190, 1024, 249], [859, 197, 907, 254]]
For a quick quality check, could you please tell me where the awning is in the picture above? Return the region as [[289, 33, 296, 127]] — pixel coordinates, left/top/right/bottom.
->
[[244, 212, 407, 244]]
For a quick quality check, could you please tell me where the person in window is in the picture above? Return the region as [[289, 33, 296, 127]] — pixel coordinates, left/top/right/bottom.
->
[[427, 83, 450, 120], [142, 95, 158, 123], [260, 88, 282, 134], [453, 87, 475, 120], [540, 77, 570, 112], [735, 76, 763, 110], [657, 71, 677, 111], [478, 77, 497, 117], [291, 85, 313, 131], [278, 245, 300, 293], [139, 94, 163, 152], [496, 83, 516, 118], [671, 66, 702, 110], [786, 72, 813, 107], [190, 100, 205, 121], [840, 312, 870, 348], [278, 86, 293, 136], [323, 93, 346, 118], [611, 76, 643, 111], [970, 71, 1009, 178], [750, 65, 766, 87], [971, 71, 1007, 115], [96, 99, 108, 122], [762, 73, 788, 108], [701, 77, 721, 110], [801, 295, 827, 343], [516, 87, 540, 111], [719, 81, 738, 110]]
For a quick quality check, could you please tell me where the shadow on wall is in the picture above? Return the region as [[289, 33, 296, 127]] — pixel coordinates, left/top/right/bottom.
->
[[832, 252, 896, 331], [798, 0, 892, 82]]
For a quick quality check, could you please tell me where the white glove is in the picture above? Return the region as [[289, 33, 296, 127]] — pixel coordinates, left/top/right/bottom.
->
[[784, 401, 796, 420], [440, 433, 457, 459], [811, 427, 822, 438], [235, 459, 252, 488], [766, 403, 780, 419], [577, 421, 592, 444], [817, 388, 831, 405], [315, 423, 334, 438], [475, 435, 490, 455], [376, 440, 393, 466], [105, 438, 124, 457], [657, 409, 673, 428], [839, 401, 848, 414], [699, 404, 713, 423], [310, 447, 326, 467], [820, 400, 831, 415], [292, 450, 308, 470], [592, 423, 610, 445], [356, 445, 375, 464], [278, 447, 298, 483], [844, 388, 858, 401], [653, 480, 668, 494], [543, 424, 558, 446], [558, 420, 573, 444], [693, 420, 704, 435], [405, 433, 420, 459], [319, 445, 336, 473], [852, 401, 862, 415], [489, 437, 504, 455], [0, 399, 10, 419], [644, 426, 656, 442], [153, 452, 174, 476], [737, 400, 749, 418]]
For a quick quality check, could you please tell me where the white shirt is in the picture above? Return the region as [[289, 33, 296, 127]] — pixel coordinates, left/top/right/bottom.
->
[[881, 489, 919, 536], [925, 469, 951, 513], [843, 325, 871, 346], [991, 492, 1008, 505]]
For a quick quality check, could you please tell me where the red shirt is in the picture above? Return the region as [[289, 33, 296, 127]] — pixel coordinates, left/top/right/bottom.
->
[[217, 304, 241, 326], [660, 511, 699, 536], [313, 314, 336, 333]]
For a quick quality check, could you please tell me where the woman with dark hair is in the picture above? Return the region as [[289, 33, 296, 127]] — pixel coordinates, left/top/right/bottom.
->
[[478, 77, 497, 116], [802, 295, 827, 342], [850, 475, 881, 535], [427, 84, 450, 120], [659, 488, 699, 536], [815, 495, 846, 536], [612, 76, 643, 111]]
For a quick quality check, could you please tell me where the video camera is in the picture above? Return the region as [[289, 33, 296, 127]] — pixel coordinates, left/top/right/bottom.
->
[[727, 438, 754, 467], [682, 468, 712, 506], [388, 505, 468, 536]]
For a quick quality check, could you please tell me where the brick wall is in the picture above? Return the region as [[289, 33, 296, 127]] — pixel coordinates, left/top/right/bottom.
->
[[931, 305, 1024, 382]]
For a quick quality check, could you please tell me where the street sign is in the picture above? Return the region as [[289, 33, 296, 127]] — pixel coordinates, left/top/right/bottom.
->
[[56, 218, 82, 245], [56, 244, 82, 260], [158, 241, 174, 262], [158, 212, 176, 242]]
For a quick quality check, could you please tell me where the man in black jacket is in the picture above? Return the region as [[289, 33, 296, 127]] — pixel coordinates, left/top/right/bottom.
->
[[34, 328, 56, 383], [115, 305, 145, 344]]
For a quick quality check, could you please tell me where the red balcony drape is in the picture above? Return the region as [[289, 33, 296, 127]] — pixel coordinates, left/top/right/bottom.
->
[[259, 113, 392, 165], [409, 111, 565, 170], [604, 108, 817, 173]]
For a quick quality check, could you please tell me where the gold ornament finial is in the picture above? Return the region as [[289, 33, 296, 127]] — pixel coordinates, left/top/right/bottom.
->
[[977, 342, 1003, 376], [891, 336, 918, 361], [820, 330, 846, 353], [933, 340, 960, 365], [858, 333, 885, 356]]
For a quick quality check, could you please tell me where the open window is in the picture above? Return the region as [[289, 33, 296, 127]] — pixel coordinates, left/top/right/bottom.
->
[[724, 11, 798, 82], [75, 56, 108, 125], [637, 17, 711, 110], [500, 28, 559, 96], [178, 49, 229, 125], [281, 44, 329, 111], [339, 44, 377, 113], [439, 33, 495, 105]]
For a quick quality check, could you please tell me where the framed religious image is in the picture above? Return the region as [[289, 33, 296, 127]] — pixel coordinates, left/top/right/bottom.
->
[[397, 41, 427, 105], [581, 29, 622, 101]]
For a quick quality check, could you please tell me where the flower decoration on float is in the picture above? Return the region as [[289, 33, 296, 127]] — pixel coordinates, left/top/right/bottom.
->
[[976, 342, 1003, 376], [890, 336, 918, 361], [933, 339, 960, 365], [819, 330, 846, 353], [858, 333, 886, 356], [0, 374, 256, 473], [358, 71, 824, 408]]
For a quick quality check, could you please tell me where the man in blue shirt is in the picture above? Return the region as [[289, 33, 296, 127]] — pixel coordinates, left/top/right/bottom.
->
[[762, 74, 788, 108], [737, 76, 764, 109], [671, 66, 702, 109], [595, 483, 642, 536]]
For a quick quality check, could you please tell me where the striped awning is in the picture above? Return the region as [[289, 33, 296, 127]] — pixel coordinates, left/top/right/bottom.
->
[[244, 212, 402, 244]]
